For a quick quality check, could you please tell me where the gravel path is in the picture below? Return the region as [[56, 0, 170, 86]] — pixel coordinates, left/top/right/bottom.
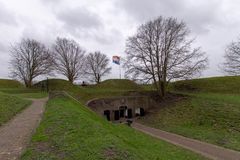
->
[[0, 98, 48, 160], [132, 122, 240, 160]]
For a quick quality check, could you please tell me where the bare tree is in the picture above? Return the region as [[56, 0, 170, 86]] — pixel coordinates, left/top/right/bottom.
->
[[10, 38, 54, 87], [125, 16, 208, 97], [220, 39, 240, 75], [53, 37, 85, 83], [85, 51, 111, 84]]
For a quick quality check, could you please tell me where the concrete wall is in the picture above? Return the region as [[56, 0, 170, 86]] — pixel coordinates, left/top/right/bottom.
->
[[86, 96, 157, 121]]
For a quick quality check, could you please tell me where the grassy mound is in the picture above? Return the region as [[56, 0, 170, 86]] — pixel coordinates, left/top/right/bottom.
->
[[0, 79, 47, 98], [21, 95, 205, 160], [0, 79, 23, 88], [171, 76, 240, 93], [34, 79, 145, 103], [34, 79, 76, 91], [139, 76, 240, 151], [0, 92, 31, 126], [96, 79, 143, 90], [138, 93, 240, 151]]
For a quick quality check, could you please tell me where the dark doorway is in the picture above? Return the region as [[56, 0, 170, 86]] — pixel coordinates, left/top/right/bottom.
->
[[104, 110, 110, 121], [120, 109, 124, 118], [140, 108, 145, 116], [119, 106, 125, 118], [114, 110, 120, 120], [127, 109, 132, 118], [119, 106, 127, 118]]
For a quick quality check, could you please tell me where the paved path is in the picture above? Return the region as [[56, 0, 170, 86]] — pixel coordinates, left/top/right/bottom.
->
[[0, 98, 48, 160], [132, 122, 240, 160]]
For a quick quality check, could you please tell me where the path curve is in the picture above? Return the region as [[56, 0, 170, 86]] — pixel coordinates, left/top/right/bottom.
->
[[132, 122, 240, 160], [0, 98, 48, 160]]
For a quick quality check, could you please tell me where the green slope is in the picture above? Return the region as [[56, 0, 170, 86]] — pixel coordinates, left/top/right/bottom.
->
[[0, 79, 23, 88], [139, 76, 240, 151], [35, 79, 143, 103], [21, 95, 206, 160], [34, 79, 76, 91], [96, 79, 143, 90], [171, 76, 240, 93], [138, 93, 240, 151], [0, 92, 31, 126]]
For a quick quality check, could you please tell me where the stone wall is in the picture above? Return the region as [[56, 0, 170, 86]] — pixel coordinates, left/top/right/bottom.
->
[[86, 96, 157, 121]]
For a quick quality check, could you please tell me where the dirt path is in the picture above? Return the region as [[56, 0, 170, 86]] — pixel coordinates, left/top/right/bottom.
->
[[132, 122, 240, 160], [0, 98, 48, 160]]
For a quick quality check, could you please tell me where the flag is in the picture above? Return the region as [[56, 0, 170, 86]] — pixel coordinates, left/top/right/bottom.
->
[[112, 56, 120, 65]]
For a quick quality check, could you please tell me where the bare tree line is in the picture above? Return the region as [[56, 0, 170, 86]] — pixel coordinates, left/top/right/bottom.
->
[[9, 15, 238, 97], [10, 37, 112, 87]]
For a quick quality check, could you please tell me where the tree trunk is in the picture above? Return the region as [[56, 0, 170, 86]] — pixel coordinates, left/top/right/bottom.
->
[[160, 81, 166, 97], [156, 80, 164, 98], [68, 76, 74, 84], [96, 74, 100, 84], [25, 79, 32, 88]]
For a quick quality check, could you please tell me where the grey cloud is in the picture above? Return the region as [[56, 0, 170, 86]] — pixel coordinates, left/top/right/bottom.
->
[[1, 0, 238, 79], [57, 7, 102, 31], [93, 28, 123, 45], [117, 0, 222, 34], [0, 43, 7, 52], [0, 2, 17, 26], [41, 0, 62, 4], [55, 7, 123, 46]]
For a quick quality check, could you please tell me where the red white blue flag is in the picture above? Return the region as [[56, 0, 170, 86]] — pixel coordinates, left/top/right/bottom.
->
[[112, 56, 120, 65]]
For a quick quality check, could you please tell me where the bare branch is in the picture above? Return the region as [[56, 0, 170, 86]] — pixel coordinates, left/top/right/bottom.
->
[[9, 38, 54, 87], [220, 39, 240, 75], [84, 51, 111, 84], [52, 37, 86, 83], [124, 16, 208, 97]]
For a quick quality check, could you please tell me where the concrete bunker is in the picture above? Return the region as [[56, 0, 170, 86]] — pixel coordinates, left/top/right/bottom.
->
[[135, 108, 145, 117], [87, 96, 157, 121], [103, 110, 110, 121]]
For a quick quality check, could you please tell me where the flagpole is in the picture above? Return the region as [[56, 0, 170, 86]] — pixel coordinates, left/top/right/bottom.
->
[[119, 64, 121, 79], [112, 55, 121, 79]]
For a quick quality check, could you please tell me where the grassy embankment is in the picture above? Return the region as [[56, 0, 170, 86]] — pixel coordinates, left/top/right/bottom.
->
[[0, 79, 48, 99], [0, 92, 31, 126], [21, 95, 206, 160], [37, 79, 144, 103], [0, 79, 32, 126], [0, 79, 48, 126], [138, 76, 240, 151]]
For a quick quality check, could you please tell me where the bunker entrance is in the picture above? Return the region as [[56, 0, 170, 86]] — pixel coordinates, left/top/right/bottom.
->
[[119, 106, 127, 118], [135, 108, 145, 117], [104, 110, 110, 121], [140, 108, 145, 116], [114, 110, 120, 120], [127, 109, 133, 118]]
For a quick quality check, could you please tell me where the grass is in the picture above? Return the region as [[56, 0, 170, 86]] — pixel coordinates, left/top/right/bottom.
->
[[0, 79, 47, 126], [14, 92, 48, 99], [138, 92, 240, 151], [21, 95, 206, 160], [0, 76, 235, 158], [171, 76, 240, 93], [0, 79, 23, 88], [0, 88, 48, 99], [0, 92, 31, 126], [0, 78, 48, 99], [138, 76, 240, 151], [95, 79, 143, 90], [35, 79, 145, 103]]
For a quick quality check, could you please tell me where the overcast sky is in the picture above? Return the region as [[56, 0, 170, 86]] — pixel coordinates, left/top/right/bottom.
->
[[0, 0, 240, 80]]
